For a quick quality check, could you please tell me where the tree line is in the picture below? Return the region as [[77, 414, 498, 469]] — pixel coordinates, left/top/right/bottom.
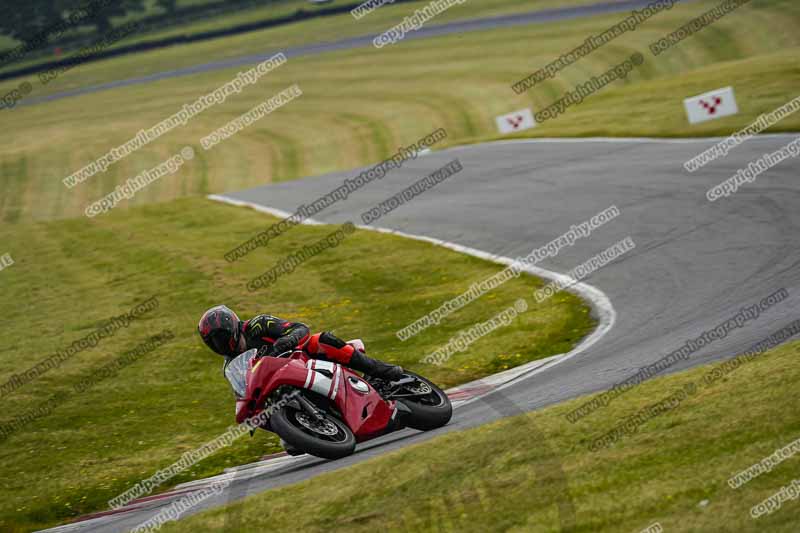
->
[[0, 0, 180, 49]]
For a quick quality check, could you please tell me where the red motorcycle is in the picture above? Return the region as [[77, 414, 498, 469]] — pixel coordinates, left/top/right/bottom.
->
[[225, 340, 452, 459]]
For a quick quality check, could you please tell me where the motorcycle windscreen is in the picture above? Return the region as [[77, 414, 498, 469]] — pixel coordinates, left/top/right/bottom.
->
[[223, 349, 258, 398]]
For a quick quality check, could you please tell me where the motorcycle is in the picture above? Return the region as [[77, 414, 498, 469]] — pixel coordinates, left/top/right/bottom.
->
[[224, 340, 452, 459]]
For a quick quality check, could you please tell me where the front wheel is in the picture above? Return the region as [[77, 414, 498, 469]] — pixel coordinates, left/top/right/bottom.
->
[[394, 372, 452, 431], [270, 399, 356, 460]]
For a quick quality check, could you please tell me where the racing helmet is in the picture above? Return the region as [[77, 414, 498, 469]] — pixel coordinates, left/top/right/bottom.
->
[[198, 305, 242, 357]]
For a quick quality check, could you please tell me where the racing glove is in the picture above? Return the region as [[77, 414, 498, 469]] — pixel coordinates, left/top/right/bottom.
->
[[256, 344, 273, 358], [271, 335, 297, 356]]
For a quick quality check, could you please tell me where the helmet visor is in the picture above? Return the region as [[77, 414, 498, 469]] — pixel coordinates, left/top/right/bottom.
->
[[205, 330, 239, 357]]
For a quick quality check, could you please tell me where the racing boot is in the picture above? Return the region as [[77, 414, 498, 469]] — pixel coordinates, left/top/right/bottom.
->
[[348, 349, 404, 381]]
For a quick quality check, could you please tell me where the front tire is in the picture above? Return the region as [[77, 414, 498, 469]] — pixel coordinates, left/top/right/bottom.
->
[[395, 372, 452, 431], [270, 400, 356, 460]]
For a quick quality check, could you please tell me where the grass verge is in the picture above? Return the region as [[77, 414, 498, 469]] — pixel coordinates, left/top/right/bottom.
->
[[165, 339, 800, 532], [0, 196, 594, 531], [1, 0, 799, 223]]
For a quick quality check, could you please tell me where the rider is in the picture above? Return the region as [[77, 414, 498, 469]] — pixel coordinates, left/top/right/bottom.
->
[[197, 305, 404, 381]]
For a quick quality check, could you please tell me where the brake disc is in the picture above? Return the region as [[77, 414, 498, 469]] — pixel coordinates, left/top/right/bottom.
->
[[295, 412, 339, 436], [407, 380, 432, 395]]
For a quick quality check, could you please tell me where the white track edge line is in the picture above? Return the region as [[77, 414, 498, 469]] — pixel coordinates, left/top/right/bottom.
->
[[41, 193, 617, 531], [207, 194, 617, 407]]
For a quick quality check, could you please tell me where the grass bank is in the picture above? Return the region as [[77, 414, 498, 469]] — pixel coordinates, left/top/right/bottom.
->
[[167, 338, 800, 532], [1, 0, 799, 223], [0, 196, 594, 531]]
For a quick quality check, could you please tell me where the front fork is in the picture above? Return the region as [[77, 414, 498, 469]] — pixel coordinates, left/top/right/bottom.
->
[[249, 388, 315, 436], [294, 393, 326, 421]]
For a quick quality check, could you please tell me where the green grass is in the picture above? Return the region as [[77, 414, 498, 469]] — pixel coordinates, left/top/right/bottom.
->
[[0, 196, 594, 532], [1, 0, 799, 223], [164, 339, 800, 533], [0, 1, 795, 532]]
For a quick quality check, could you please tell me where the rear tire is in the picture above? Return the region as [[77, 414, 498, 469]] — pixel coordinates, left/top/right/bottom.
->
[[396, 372, 453, 431], [270, 401, 356, 460]]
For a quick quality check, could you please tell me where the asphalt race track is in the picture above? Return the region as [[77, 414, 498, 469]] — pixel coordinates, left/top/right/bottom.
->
[[46, 135, 800, 531]]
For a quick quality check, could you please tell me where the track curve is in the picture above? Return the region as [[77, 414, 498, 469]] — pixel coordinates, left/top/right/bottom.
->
[[43, 135, 800, 532]]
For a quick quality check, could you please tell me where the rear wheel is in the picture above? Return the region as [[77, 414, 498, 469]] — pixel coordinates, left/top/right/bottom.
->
[[270, 399, 356, 460], [392, 372, 452, 431]]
